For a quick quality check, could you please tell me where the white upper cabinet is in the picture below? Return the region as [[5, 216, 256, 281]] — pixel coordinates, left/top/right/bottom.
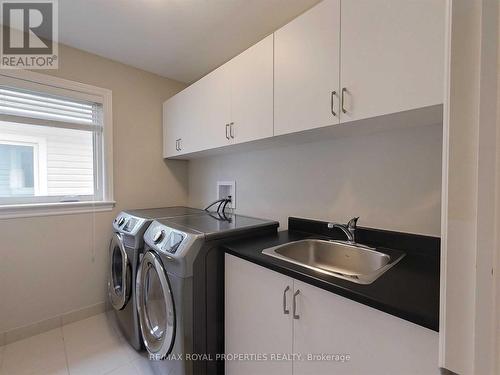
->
[[163, 65, 230, 157], [163, 0, 445, 158], [163, 84, 201, 157], [163, 36, 273, 157], [274, 0, 341, 136], [163, 93, 185, 157], [189, 64, 231, 153], [228, 34, 274, 144], [339, 0, 445, 123]]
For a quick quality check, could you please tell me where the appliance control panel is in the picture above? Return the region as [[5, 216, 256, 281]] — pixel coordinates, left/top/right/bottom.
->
[[144, 221, 186, 255], [113, 212, 146, 236], [123, 217, 139, 232], [162, 231, 185, 254]]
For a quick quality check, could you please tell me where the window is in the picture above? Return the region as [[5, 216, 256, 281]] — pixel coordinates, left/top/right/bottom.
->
[[0, 139, 39, 197], [0, 71, 113, 217], [0, 142, 35, 196]]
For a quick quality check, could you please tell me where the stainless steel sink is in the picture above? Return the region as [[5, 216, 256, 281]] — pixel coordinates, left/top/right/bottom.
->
[[262, 239, 405, 284]]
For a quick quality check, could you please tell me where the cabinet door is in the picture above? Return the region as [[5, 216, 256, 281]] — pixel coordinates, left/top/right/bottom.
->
[[340, 0, 445, 123], [163, 89, 190, 157], [293, 280, 439, 375], [189, 64, 231, 153], [274, 0, 341, 136], [229, 34, 273, 144], [225, 254, 293, 375]]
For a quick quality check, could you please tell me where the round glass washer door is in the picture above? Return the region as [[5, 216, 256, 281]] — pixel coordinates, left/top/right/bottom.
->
[[108, 233, 130, 310], [136, 251, 176, 359]]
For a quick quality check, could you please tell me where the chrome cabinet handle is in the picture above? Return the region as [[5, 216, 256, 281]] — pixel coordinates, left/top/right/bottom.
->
[[283, 286, 290, 315], [175, 139, 179, 151], [341, 87, 348, 114], [293, 289, 300, 319], [225, 124, 230, 139], [331, 91, 337, 117], [229, 122, 234, 139], [178, 138, 182, 151]]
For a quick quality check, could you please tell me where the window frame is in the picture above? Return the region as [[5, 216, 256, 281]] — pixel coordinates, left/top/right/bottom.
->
[[0, 70, 114, 218]]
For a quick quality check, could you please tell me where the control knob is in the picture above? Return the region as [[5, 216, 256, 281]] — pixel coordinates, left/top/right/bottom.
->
[[153, 230, 165, 244], [117, 217, 126, 226]]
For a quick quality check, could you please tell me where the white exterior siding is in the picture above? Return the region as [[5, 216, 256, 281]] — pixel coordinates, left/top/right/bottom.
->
[[0, 148, 11, 195], [0, 121, 94, 197], [45, 131, 94, 196]]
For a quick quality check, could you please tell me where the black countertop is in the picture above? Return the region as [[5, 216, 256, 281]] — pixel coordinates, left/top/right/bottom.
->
[[223, 218, 440, 331]]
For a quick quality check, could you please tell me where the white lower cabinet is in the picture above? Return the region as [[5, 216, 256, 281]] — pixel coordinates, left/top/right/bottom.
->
[[225, 254, 439, 375], [293, 280, 439, 375], [225, 253, 293, 375]]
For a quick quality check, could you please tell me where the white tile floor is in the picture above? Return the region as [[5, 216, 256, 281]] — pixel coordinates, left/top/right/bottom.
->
[[0, 313, 155, 375]]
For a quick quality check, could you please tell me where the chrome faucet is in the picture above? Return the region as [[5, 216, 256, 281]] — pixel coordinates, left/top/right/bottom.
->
[[327, 217, 359, 243]]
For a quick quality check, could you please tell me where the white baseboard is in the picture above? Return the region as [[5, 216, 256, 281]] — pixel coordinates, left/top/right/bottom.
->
[[0, 302, 109, 346]]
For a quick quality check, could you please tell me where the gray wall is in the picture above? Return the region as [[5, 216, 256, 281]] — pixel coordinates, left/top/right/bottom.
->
[[188, 123, 442, 236]]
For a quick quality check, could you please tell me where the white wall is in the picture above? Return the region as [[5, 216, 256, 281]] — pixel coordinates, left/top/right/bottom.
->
[[188, 123, 442, 236], [496, 4, 500, 372], [439, 0, 499, 373], [0, 44, 188, 333]]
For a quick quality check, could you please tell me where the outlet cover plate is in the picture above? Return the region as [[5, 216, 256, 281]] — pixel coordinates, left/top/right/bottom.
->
[[217, 181, 236, 209]]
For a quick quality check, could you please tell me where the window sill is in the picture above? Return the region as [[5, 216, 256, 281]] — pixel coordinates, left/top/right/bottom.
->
[[0, 201, 116, 220]]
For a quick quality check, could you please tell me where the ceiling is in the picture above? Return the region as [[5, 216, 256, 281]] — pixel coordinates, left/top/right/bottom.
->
[[57, 0, 320, 83]]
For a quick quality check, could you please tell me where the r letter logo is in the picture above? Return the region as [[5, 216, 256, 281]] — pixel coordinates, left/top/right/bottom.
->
[[1, 0, 58, 68]]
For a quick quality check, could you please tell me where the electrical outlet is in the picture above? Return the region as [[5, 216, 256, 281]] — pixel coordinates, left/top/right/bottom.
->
[[217, 181, 236, 209]]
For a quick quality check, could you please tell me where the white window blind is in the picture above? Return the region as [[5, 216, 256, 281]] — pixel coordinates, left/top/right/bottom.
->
[[0, 86, 102, 129], [0, 81, 107, 206]]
